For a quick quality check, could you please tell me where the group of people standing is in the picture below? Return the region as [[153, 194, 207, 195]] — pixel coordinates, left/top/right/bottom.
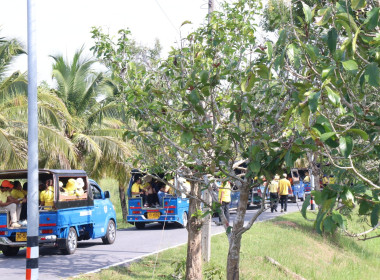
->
[[266, 173, 293, 213]]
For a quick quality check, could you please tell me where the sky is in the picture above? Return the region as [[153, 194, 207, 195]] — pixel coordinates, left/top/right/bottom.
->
[[0, 0, 222, 85]]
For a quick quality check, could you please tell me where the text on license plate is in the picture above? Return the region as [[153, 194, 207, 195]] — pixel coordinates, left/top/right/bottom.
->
[[147, 212, 160, 219], [16, 232, 27, 242]]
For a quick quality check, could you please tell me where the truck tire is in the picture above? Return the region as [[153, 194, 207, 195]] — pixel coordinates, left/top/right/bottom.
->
[[61, 227, 77, 255], [135, 222, 146, 229], [178, 212, 188, 228], [102, 220, 116, 244], [1, 246, 20, 256]]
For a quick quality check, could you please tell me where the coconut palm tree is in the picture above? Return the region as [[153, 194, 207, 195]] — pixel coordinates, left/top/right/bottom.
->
[[50, 47, 133, 184], [0, 33, 77, 169]]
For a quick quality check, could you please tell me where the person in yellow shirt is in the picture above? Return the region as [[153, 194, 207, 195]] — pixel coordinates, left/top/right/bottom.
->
[[0, 180, 22, 228], [269, 175, 280, 213], [278, 173, 292, 212], [217, 181, 231, 226], [10, 181, 26, 223], [329, 175, 336, 184], [40, 179, 54, 208], [322, 174, 329, 188]]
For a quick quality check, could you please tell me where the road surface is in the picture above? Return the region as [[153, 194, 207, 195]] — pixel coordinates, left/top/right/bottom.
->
[[0, 203, 301, 279]]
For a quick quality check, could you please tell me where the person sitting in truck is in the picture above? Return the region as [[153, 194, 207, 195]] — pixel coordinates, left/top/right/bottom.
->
[[10, 181, 27, 224], [0, 180, 22, 228], [142, 176, 159, 207], [157, 180, 173, 206], [40, 179, 54, 208], [303, 172, 310, 183]]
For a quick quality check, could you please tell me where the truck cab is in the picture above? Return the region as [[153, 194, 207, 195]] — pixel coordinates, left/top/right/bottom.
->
[[0, 169, 117, 256], [126, 170, 189, 229]]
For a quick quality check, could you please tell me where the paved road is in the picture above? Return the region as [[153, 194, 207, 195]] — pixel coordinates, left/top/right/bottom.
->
[[0, 203, 301, 279]]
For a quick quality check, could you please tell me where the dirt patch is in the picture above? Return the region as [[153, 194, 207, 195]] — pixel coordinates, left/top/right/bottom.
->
[[273, 221, 298, 228]]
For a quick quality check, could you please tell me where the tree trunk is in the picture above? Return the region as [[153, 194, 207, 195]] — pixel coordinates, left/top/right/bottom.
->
[[118, 181, 128, 221], [185, 181, 203, 280], [226, 185, 249, 280]]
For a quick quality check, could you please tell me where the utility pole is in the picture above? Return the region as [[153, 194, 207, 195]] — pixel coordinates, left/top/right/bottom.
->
[[201, 0, 214, 263], [26, 0, 39, 279]]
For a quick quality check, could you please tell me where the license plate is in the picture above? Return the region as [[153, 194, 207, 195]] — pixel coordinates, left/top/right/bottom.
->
[[16, 232, 27, 242], [147, 212, 160, 219]]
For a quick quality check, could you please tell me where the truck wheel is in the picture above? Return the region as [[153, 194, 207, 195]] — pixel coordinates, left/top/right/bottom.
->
[[178, 212, 188, 228], [102, 220, 116, 244], [135, 223, 146, 229], [62, 227, 77, 255], [1, 246, 20, 256]]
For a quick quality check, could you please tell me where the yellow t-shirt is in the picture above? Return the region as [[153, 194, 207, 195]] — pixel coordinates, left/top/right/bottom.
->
[[218, 182, 231, 203], [268, 180, 279, 193], [303, 176, 310, 183], [41, 186, 54, 207], [322, 177, 329, 184], [278, 179, 291, 195], [0, 190, 10, 203], [131, 182, 143, 197], [329, 177, 336, 184], [11, 189, 25, 200]]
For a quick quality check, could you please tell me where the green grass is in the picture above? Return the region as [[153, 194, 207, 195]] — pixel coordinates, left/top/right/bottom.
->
[[98, 178, 131, 229], [73, 211, 380, 280]]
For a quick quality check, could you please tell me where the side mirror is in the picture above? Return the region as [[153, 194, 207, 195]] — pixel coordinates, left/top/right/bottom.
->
[[104, 191, 110, 199]]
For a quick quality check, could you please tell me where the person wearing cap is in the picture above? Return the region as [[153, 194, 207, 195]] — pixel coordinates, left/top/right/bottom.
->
[[0, 180, 22, 228], [278, 173, 292, 212], [269, 175, 280, 213], [322, 174, 329, 188]]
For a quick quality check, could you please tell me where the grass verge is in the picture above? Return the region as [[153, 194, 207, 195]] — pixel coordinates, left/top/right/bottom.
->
[[72, 210, 380, 280]]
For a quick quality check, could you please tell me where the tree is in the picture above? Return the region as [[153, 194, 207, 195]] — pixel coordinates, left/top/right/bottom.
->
[[50, 48, 133, 212], [267, 0, 379, 238], [91, 1, 307, 279]]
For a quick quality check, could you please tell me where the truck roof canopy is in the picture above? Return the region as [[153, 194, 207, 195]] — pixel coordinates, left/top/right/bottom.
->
[[0, 169, 87, 179]]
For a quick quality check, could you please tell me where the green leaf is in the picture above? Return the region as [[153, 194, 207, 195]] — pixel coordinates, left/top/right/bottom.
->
[[320, 132, 336, 142], [248, 160, 261, 173], [365, 7, 379, 30], [364, 63, 380, 87], [352, 27, 361, 54], [332, 212, 344, 227], [347, 129, 369, 141], [351, 0, 366, 10], [188, 91, 200, 105], [200, 70, 209, 85], [301, 106, 310, 127], [180, 131, 193, 145], [327, 28, 338, 53], [359, 200, 371, 215], [322, 67, 335, 80], [301, 195, 311, 219], [266, 41, 273, 60], [308, 91, 321, 113], [342, 60, 358, 72], [317, 7, 332, 26], [339, 136, 353, 158], [323, 216, 334, 232], [325, 86, 341, 106], [302, 2, 312, 24], [181, 20, 192, 27], [371, 205, 380, 227]]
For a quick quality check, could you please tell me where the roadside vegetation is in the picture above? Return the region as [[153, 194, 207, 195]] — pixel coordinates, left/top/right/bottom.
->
[[73, 211, 380, 280]]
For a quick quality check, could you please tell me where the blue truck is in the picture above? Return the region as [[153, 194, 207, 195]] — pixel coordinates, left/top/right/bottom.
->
[[126, 170, 189, 229], [0, 169, 116, 256]]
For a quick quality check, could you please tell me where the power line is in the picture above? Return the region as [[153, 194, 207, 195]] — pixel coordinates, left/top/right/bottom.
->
[[154, 0, 180, 35]]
